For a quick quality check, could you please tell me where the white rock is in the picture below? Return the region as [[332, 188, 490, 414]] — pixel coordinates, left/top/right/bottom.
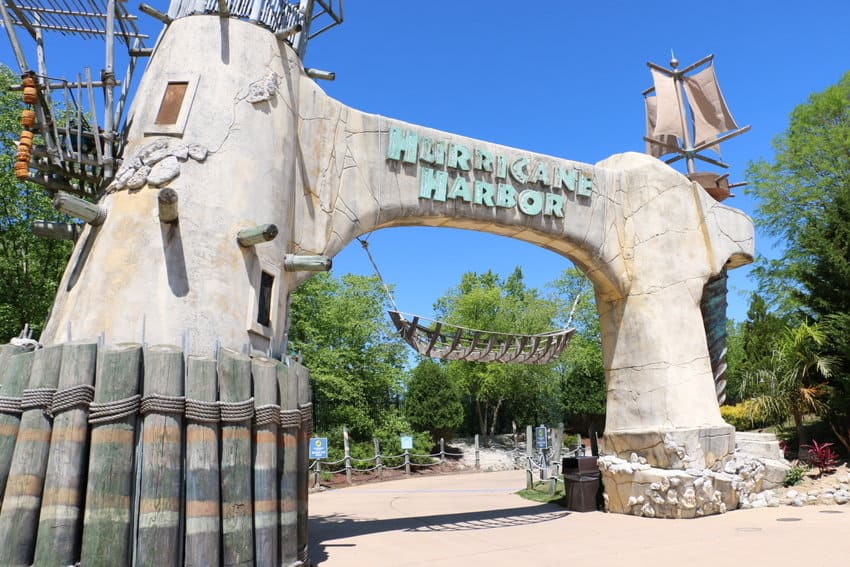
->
[[791, 498, 805, 507], [137, 138, 168, 161], [143, 148, 170, 165], [188, 144, 207, 162], [835, 494, 849, 505], [786, 490, 798, 499], [127, 165, 150, 190], [170, 144, 189, 160], [147, 156, 180, 186]]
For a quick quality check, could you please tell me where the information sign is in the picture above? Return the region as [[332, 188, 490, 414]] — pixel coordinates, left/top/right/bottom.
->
[[309, 437, 328, 459], [534, 426, 548, 449], [400, 435, 414, 450]]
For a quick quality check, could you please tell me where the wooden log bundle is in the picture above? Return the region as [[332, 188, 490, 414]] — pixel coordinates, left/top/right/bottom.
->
[[0, 342, 312, 566]]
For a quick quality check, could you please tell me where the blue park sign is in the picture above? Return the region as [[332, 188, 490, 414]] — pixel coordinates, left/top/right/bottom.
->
[[534, 426, 548, 449], [309, 437, 328, 459]]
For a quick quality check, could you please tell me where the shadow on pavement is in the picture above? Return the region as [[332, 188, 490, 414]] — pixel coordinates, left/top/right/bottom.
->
[[309, 503, 569, 564]]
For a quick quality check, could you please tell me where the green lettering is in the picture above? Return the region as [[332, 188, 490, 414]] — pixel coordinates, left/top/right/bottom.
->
[[387, 127, 418, 164], [578, 171, 593, 197], [473, 181, 495, 206], [474, 148, 494, 172], [528, 160, 550, 186], [552, 166, 577, 191], [544, 193, 565, 218], [447, 143, 471, 171], [419, 167, 448, 201], [495, 155, 508, 179], [510, 157, 529, 184], [419, 138, 446, 165], [496, 183, 517, 208], [518, 189, 543, 215], [448, 176, 472, 202]]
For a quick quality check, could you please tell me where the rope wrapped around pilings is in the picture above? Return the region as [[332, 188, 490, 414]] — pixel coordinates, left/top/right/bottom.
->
[[89, 394, 142, 424], [140, 393, 186, 415], [21, 387, 56, 413], [51, 384, 95, 415], [0, 395, 23, 415], [185, 398, 221, 423], [280, 409, 300, 429], [219, 397, 255, 422], [254, 403, 281, 426]]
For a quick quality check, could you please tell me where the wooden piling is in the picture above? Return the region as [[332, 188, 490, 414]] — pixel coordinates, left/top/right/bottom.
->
[[295, 362, 312, 564], [218, 348, 254, 566], [33, 341, 97, 566], [184, 356, 221, 567], [0, 345, 62, 567], [0, 350, 32, 501], [342, 426, 352, 484], [251, 356, 279, 566], [0, 344, 23, 381], [136, 345, 185, 567], [79, 343, 142, 567], [277, 362, 299, 565]]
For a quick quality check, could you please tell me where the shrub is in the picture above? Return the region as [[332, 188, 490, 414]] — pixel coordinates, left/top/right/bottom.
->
[[783, 463, 808, 487], [720, 400, 774, 431], [802, 439, 839, 476]]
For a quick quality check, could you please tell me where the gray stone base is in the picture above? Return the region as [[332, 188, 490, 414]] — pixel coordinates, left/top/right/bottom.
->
[[598, 450, 791, 518], [600, 425, 735, 470]]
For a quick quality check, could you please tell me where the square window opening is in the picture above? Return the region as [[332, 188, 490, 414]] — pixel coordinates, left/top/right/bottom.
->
[[155, 82, 189, 125]]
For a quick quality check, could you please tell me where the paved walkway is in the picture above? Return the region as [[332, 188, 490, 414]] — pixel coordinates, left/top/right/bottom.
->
[[309, 469, 850, 566]]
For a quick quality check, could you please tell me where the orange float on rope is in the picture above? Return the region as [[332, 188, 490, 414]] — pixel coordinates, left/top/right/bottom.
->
[[19, 130, 33, 149], [14, 162, 30, 179], [16, 149, 31, 163], [23, 86, 37, 104], [21, 76, 35, 88], [20, 109, 35, 128]]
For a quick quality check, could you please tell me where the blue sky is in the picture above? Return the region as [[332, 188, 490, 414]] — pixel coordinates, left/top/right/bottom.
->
[[3, 1, 848, 323]]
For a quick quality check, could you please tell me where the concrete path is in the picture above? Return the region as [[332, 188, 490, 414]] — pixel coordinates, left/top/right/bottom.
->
[[309, 469, 850, 566]]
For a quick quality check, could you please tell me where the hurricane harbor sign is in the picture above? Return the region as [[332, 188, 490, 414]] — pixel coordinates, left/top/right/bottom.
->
[[386, 127, 593, 219]]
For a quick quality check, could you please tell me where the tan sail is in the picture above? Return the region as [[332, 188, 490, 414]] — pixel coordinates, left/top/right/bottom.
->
[[650, 69, 685, 140], [644, 96, 679, 157], [683, 63, 739, 148]]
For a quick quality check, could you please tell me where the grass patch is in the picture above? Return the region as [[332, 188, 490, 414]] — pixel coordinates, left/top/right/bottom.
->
[[516, 479, 565, 504]]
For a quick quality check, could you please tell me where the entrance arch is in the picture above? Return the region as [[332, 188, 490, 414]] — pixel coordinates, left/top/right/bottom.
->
[[37, 17, 754, 515]]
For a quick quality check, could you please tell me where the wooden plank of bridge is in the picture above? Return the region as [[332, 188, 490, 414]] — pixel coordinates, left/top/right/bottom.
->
[[0, 345, 62, 567], [184, 356, 220, 567], [33, 341, 97, 566], [136, 345, 185, 567], [251, 356, 279, 566], [218, 348, 254, 565], [79, 343, 143, 567]]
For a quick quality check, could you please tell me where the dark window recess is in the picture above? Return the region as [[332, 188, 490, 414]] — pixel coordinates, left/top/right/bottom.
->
[[257, 271, 274, 327], [154, 81, 189, 125]]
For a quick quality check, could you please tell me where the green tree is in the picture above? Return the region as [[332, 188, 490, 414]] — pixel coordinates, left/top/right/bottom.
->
[[404, 359, 464, 444], [746, 71, 850, 316], [746, 71, 850, 453], [740, 322, 835, 457], [287, 272, 407, 440], [0, 65, 72, 342], [434, 268, 559, 440], [549, 267, 606, 435]]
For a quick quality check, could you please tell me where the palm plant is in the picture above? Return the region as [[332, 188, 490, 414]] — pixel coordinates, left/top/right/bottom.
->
[[739, 322, 835, 458]]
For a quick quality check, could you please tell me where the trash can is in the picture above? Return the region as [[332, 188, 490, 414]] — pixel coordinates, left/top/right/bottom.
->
[[562, 456, 601, 512]]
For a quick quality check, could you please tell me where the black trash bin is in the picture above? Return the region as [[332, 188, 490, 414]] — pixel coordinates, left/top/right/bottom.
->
[[562, 456, 601, 512]]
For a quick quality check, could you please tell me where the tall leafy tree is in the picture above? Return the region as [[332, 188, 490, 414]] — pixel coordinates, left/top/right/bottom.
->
[[549, 267, 606, 434], [0, 65, 72, 342], [287, 272, 407, 439], [404, 359, 464, 443], [434, 268, 559, 440], [746, 71, 850, 452]]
